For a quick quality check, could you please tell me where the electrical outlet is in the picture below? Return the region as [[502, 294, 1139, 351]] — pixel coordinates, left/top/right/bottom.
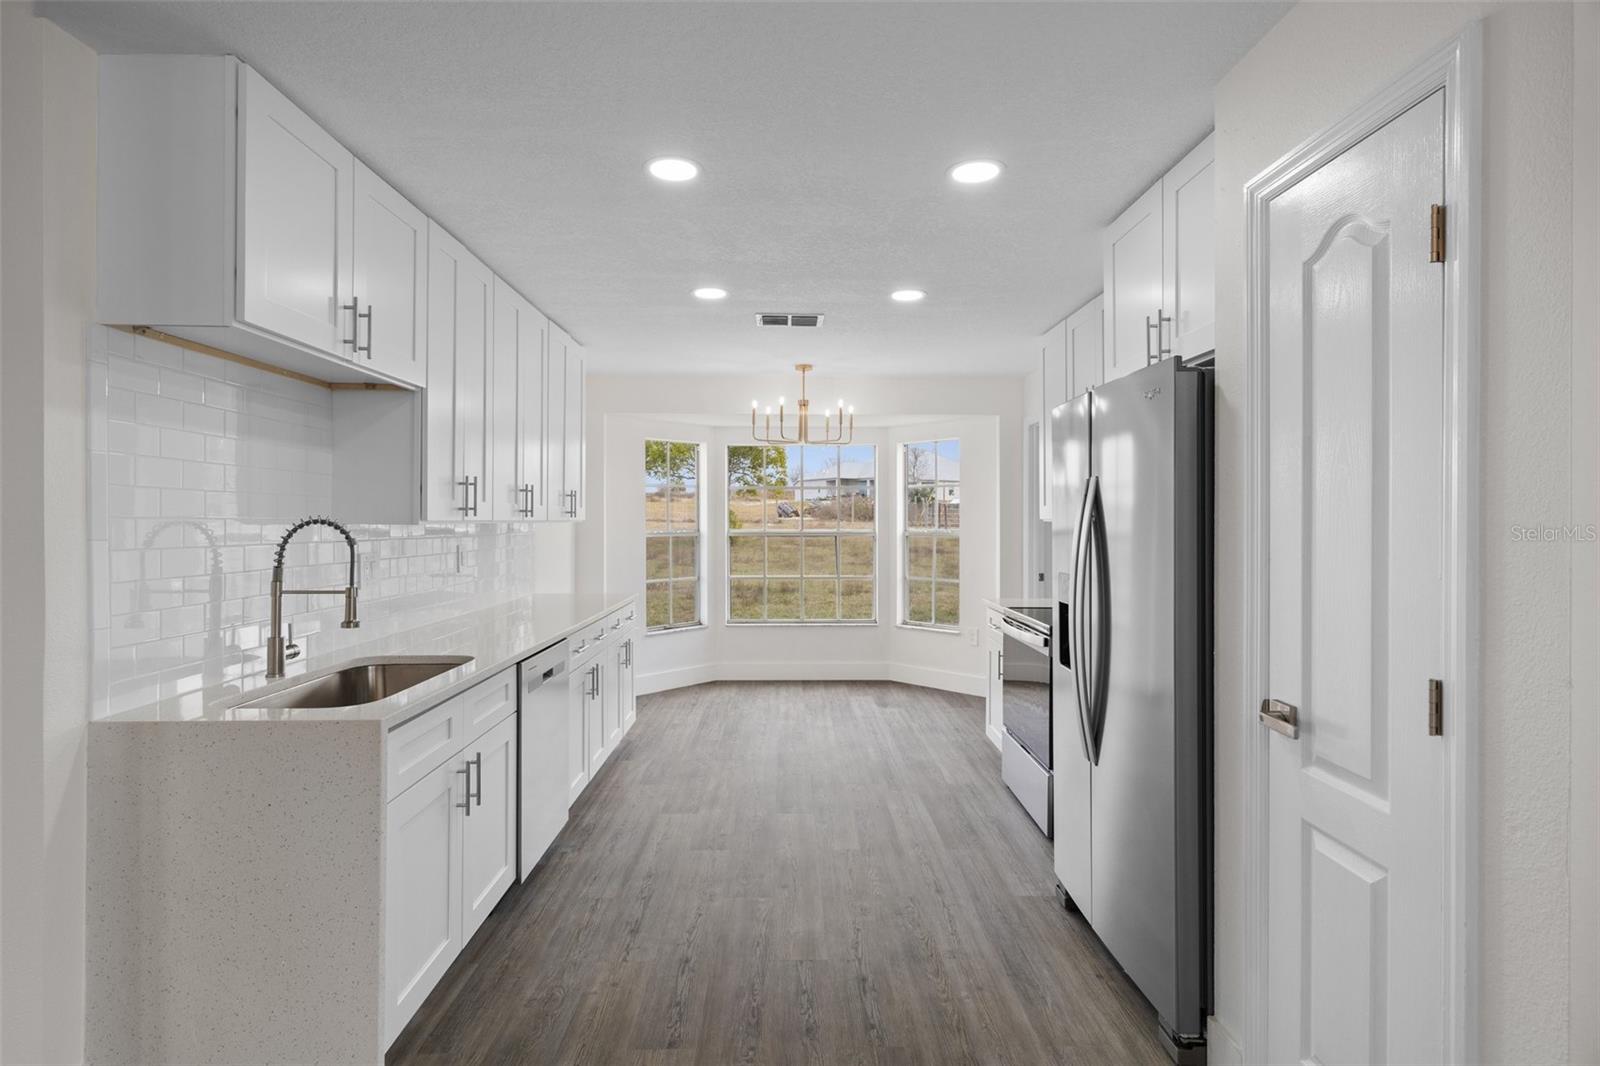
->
[[967, 626, 980, 646]]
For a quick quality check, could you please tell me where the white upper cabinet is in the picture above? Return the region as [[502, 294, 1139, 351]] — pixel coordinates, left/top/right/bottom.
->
[[1066, 293, 1105, 400], [491, 280, 549, 521], [1102, 133, 1215, 383], [236, 65, 355, 358], [1161, 134, 1215, 360], [353, 161, 429, 386], [424, 223, 494, 522], [1039, 318, 1068, 521], [1103, 182, 1164, 383], [564, 338, 588, 521]]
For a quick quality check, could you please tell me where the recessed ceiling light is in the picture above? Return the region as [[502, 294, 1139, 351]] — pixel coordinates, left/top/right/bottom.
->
[[693, 287, 728, 300], [647, 157, 700, 182], [949, 159, 1004, 184], [891, 289, 926, 303]]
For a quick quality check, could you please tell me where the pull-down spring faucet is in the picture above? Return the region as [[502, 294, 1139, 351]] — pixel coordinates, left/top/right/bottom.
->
[[267, 516, 360, 679]]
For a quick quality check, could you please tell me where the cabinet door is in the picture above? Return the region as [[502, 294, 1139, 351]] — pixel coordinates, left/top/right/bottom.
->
[[460, 714, 517, 942], [1102, 181, 1163, 383], [567, 661, 590, 804], [588, 652, 610, 775], [1065, 294, 1105, 400], [546, 326, 570, 519], [237, 65, 353, 356], [564, 341, 587, 520], [384, 757, 464, 1045], [604, 643, 624, 750], [425, 224, 493, 521], [520, 302, 550, 521], [352, 161, 427, 386], [491, 280, 544, 521], [619, 637, 637, 733], [1162, 134, 1215, 360], [1039, 319, 1068, 521]]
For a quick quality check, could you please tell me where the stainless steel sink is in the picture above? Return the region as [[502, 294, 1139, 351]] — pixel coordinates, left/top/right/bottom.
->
[[236, 656, 472, 709]]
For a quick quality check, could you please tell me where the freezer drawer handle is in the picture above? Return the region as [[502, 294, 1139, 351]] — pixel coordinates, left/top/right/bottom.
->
[[1259, 698, 1299, 739]]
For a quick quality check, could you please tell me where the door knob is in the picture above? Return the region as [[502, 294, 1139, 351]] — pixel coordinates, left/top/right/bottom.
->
[[1259, 698, 1299, 739]]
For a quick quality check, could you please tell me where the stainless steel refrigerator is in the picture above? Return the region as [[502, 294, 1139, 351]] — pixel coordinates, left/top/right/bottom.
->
[[1050, 357, 1212, 1051]]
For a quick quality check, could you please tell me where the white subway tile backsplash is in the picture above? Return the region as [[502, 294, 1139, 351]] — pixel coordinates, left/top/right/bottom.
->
[[87, 327, 548, 721]]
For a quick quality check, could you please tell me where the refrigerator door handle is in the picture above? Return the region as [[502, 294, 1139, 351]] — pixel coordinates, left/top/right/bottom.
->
[[1086, 478, 1111, 764], [1071, 475, 1097, 763]]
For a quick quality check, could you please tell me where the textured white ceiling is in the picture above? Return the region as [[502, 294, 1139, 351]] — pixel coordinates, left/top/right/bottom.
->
[[44, 1, 1287, 376]]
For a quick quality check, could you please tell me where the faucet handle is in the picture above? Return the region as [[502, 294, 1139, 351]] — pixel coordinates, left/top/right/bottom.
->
[[284, 623, 301, 662]]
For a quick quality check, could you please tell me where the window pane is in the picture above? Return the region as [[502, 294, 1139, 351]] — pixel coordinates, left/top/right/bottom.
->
[[730, 579, 765, 620], [729, 536, 763, 576], [767, 579, 801, 620], [669, 480, 699, 530], [645, 537, 670, 579], [937, 484, 961, 529], [907, 535, 934, 579], [906, 579, 933, 623], [839, 536, 874, 576], [786, 446, 806, 485], [800, 484, 838, 530], [934, 535, 959, 579], [935, 439, 960, 483], [934, 582, 960, 626], [729, 486, 764, 531], [840, 579, 874, 620], [907, 485, 936, 529], [803, 579, 838, 620], [671, 580, 699, 626], [645, 484, 670, 533], [839, 487, 875, 531], [766, 537, 801, 575], [645, 581, 670, 627], [670, 535, 698, 578], [803, 536, 837, 577], [906, 443, 935, 484], [766, 488, 801, 530]]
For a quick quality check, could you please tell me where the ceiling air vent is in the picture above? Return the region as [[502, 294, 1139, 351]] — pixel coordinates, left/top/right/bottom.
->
[[756, 313, 825, 328]]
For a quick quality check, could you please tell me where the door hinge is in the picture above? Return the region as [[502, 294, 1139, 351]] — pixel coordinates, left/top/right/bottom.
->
[[1429, 203, 1447, 263], [1428, 678, 1444, 736]]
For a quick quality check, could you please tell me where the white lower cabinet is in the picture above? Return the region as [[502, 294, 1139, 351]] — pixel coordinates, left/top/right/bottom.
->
[[383, 668, 516, 1046], [384, 753, 465, 1045], [984, 609, 1005, 749], [461, 713, 518, 942], [565, 604, 641, 806]]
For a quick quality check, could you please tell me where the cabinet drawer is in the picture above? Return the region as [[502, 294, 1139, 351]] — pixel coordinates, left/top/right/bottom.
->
[[386, 666, 517, 801]]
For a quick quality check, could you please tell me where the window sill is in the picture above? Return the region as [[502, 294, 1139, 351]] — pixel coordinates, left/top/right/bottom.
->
[[724, 621, 879, 629], [895, 622, 963, 635], [645, 623, 709, 637]]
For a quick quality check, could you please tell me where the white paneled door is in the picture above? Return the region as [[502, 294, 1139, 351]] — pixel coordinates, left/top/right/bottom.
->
[[1263, 90, 1447, 1065]]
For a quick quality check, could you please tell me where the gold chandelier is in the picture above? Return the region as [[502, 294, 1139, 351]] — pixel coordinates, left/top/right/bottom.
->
[[751, 363, 854, 445]]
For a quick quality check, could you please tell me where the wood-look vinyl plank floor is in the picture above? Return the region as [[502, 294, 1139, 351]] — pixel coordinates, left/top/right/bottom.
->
[[387, 681, 1168, 1066]]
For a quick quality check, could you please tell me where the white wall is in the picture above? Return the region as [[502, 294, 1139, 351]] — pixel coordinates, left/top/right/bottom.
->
[[585, 373, 1026, 695], [0, 10, 95, 1062], [1210, 4, 1583, 1062]]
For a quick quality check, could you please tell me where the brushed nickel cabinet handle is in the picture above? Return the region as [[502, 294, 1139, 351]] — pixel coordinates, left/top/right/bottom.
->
[[342, 297, 360, 350], [1259, 698, 1299, 739], [455, 763, 473, 815], [470, 752, 483, 806], [357, 304, 372, 357]]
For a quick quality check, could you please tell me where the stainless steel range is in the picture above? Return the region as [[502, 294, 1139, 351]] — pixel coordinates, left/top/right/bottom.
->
[[997, 603, 1053, 835]]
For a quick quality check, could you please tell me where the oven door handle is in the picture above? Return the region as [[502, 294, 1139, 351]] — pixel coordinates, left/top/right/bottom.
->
[[998, 614, 1048, 651]]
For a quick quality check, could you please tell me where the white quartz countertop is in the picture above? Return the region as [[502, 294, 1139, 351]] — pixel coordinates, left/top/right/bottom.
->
[[97, 592, 636, 727]]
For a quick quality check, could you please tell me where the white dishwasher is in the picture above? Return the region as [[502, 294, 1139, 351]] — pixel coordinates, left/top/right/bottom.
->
[[518, 640, 569, 880]]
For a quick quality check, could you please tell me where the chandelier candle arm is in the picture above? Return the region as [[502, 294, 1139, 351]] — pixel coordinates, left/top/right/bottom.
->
[[749, 364, 854, 445]]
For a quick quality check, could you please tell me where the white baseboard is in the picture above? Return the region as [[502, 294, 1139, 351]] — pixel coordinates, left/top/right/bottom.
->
[[1205, 1015, 1243, 1066], [636, 661, 984, 699]]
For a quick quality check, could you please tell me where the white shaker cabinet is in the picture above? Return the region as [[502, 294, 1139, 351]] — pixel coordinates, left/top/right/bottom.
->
[[1161, 134, 1216, 360], [1103, 181, 1164, 383], [1066, 294, 1105, 400], [984, 609, 1004, 750], [1038, 318, 1068, 521], [491, 281, 550, 521], [617, 632, 637, 735], [1102, 133, 1215, 383], [460, 713, 518, 943], [547, 325, 588, 521], [424, 223, 494, 522], [352, 161, 429, 386], [384, 754, 465, 1045]]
